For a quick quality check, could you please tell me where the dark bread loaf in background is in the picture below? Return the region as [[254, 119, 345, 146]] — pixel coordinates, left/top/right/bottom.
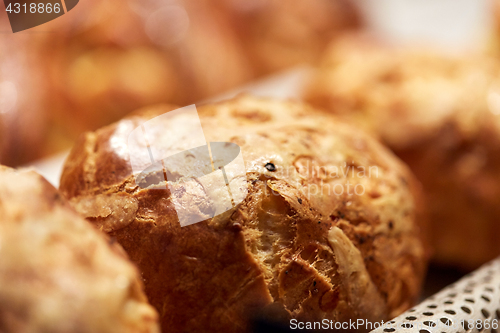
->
[[0, 166, 159, 333], [60, 96, 428, 332]]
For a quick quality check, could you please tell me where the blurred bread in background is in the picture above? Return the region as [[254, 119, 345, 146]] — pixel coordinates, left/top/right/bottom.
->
[[214, 0, 360, 75], [0, 17, 47, 166], [38, 0, 253, 152], [0, 0, 360, 166], [305, 35, 500, 270], [0, 166, 159, 333]]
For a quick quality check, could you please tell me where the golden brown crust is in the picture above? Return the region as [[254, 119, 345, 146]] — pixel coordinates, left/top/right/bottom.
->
[[0, 166, 159, 333], [305, 35, 500, 269], [60, 96, 427, 332]]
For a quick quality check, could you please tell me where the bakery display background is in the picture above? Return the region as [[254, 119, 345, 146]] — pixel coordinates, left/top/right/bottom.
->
[[2, 0, 500, 332], [0, 0, 360, 166]]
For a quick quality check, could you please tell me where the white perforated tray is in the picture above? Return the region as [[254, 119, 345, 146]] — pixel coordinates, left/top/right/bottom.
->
[[372, 258, 500, 333]]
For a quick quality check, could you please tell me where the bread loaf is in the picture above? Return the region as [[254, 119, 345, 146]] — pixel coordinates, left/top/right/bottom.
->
[[60, 96, 427, 332]]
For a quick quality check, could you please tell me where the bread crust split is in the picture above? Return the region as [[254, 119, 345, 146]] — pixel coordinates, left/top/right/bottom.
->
[[60, 96, 428, 332]]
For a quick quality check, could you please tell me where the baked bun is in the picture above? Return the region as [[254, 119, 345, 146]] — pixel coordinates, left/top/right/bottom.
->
[[0, 166, 159, 333], [60, 96, 427, 332], [305, 35, 500, 269]]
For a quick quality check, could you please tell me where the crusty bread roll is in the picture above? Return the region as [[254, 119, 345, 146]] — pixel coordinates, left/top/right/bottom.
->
[[305, 35, 500, 270], [60, 96, 427, 332], [0, 166, 159, 333]]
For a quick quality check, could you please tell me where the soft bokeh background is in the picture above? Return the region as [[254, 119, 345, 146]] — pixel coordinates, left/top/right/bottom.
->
[[0, 0, 360, 165], [0, 0, 495, 165]]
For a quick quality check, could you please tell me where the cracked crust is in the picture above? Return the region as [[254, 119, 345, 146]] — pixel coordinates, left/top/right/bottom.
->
[[0, 166, 159, 333], [60, 96, 427, 332], [305, 35, 500, 269]]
